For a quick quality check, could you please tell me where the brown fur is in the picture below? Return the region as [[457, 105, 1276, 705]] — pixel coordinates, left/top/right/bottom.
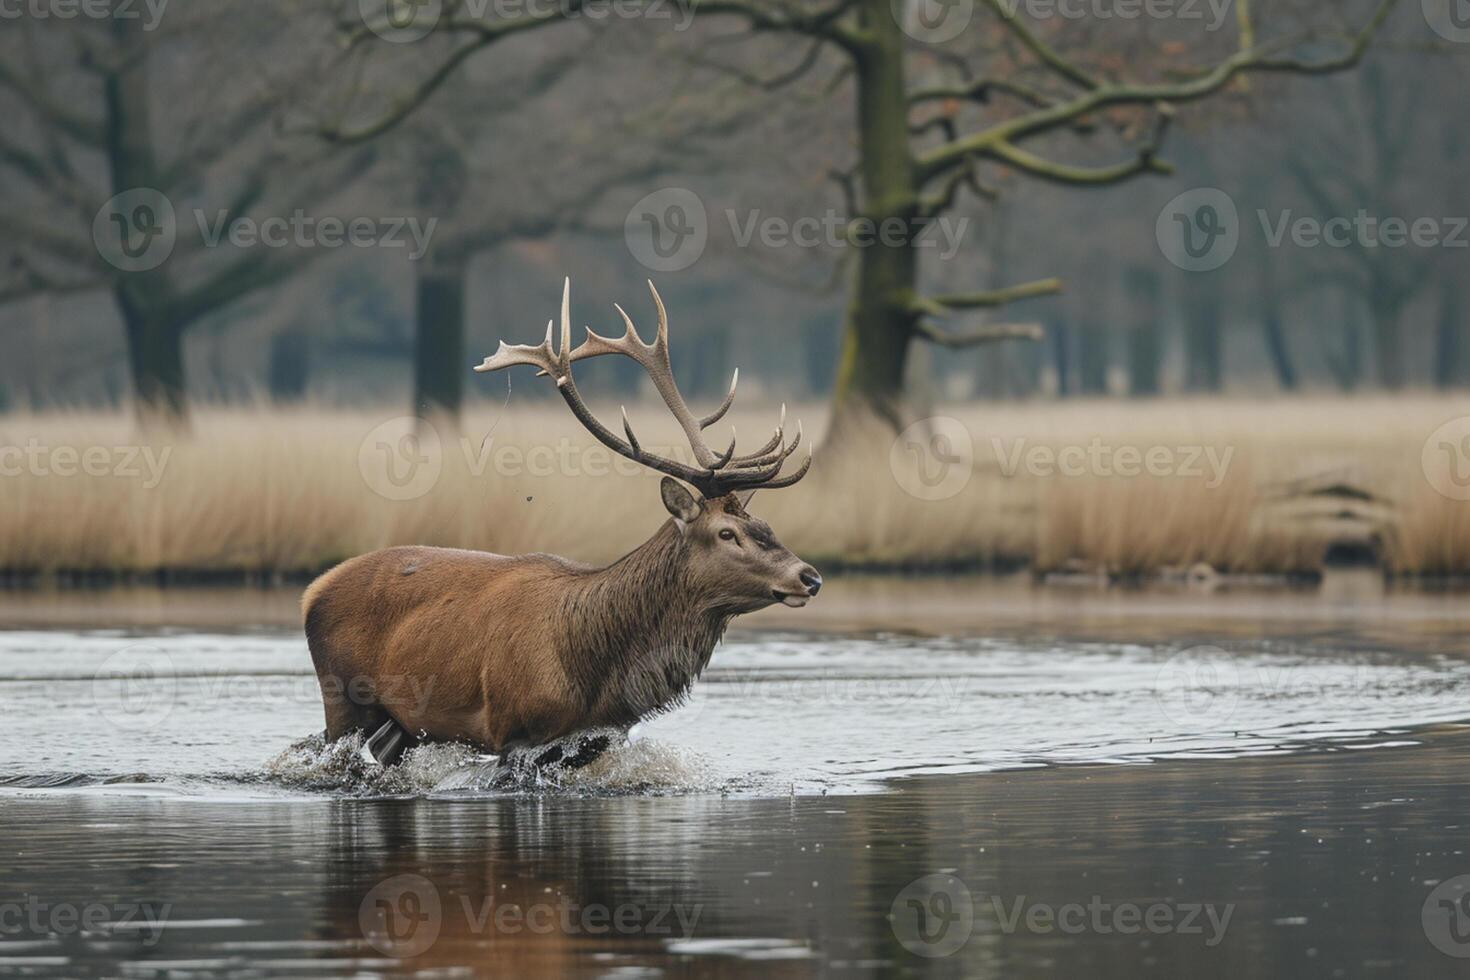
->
[[303, 490, 818, 751]]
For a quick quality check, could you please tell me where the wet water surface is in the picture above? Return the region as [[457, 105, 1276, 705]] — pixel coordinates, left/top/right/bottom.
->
[[2, 580, 1470, 976]]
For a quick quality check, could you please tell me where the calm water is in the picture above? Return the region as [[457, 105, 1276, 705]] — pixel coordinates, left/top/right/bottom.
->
[[3, 579, 1470, 976]]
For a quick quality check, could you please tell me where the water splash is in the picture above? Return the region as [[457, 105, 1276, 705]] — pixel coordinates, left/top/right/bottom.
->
[[263, 731, 476, 796], [262, 728, 720, 798]]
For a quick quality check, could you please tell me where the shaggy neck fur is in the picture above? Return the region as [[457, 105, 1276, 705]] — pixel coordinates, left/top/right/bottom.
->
[[558, 520, 732, 728]]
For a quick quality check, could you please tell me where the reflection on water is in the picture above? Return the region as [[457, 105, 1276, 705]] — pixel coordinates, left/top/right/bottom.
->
[[5, 733, 1470, 977]]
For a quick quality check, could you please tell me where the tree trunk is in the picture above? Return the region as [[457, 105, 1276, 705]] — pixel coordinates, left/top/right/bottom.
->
[[1369, 289, 1405, 390], [103, 17, 193, 426], [1125, 267, 1161, 396], [1127, 324, 1160, 396], [826, 0, 918, 438], [1079, 322, 1108, 395], [413, 255, 468, 421], [1435, 280, 1465, 389], [1323, 291, 1364, 392], [1184, 289, 1222, 392], [1257, 251, 1296, 390], [1051, 319, 1072, 397], [118, 292, 187, 423], [268, 327, 311, 403]]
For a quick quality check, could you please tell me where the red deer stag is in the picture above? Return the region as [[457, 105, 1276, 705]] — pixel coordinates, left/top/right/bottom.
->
[[303, 279, 819, 766]]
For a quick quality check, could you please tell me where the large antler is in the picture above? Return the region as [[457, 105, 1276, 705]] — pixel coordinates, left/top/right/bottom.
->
[[475, 278, 811, 499]]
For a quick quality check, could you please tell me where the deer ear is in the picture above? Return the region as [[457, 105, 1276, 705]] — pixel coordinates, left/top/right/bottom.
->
[[660, 477, 702, 527], [736, 489, 758, 509]]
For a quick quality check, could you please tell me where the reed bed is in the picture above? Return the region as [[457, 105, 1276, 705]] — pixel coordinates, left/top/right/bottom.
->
[[0, 396, 1466, 578]]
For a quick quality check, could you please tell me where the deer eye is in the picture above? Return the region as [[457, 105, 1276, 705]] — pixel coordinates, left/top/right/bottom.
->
[[718, 529, 737, 543]]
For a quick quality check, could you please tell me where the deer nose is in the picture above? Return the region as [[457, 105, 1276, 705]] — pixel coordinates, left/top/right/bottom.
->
[[799, 568, 823, 596]]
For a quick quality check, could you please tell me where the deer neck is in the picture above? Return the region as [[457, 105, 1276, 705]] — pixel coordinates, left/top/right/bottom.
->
[[559, 520, 731, 728]]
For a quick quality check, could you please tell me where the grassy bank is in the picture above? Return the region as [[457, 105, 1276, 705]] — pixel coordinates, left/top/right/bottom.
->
[[0, 397, 1466, 579]]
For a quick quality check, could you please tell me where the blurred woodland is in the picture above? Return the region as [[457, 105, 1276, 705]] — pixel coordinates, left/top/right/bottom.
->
[[1, 0, 1462, 426]]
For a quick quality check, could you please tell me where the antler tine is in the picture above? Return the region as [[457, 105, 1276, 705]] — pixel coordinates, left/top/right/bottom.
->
[[474, 318, 559, 376], [729, 427, 781, 465], [757, 446, 813, 490], [726, 405, 789, 466], [559, 276, 572, 359], [620, 406, 641, 458], [648, 279, 670, 353], [476, 279, 813, 499], [710, 442, 794, 491], [721, 421, 802, 473], [710, 428, 737, 469], [700, 369, 739, 429]]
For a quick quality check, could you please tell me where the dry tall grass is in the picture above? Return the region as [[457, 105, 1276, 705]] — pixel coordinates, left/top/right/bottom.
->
[[1, 396, 1467, 577]]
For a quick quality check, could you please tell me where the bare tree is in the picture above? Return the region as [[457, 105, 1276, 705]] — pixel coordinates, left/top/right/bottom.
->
[[0, 3, 377, 423], [306, 14, 787, 422], [1278, 58, 1438, 389], [382, 0, 1402, 433]]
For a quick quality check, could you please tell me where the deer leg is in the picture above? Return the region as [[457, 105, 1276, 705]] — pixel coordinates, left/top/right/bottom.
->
[[361, 716, 419, 766]]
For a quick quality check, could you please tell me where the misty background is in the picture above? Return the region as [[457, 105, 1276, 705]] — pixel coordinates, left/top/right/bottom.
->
[[1, 1, 1463, 416]]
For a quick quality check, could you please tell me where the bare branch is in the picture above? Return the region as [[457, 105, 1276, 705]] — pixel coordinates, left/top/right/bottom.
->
[[918, 0, 1401, 182], [0, 59, 104, 145], [913, 319, 1045, 347], [980, 0, 1099, 91], [910, 77, 1057, 111], [909, 277, 1063, 317], [698, 35, 828, 90], [919, 156, 997, 216]]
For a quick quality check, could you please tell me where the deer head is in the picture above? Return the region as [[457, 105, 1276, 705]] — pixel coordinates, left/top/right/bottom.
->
[[475, 279, 821, 612]]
